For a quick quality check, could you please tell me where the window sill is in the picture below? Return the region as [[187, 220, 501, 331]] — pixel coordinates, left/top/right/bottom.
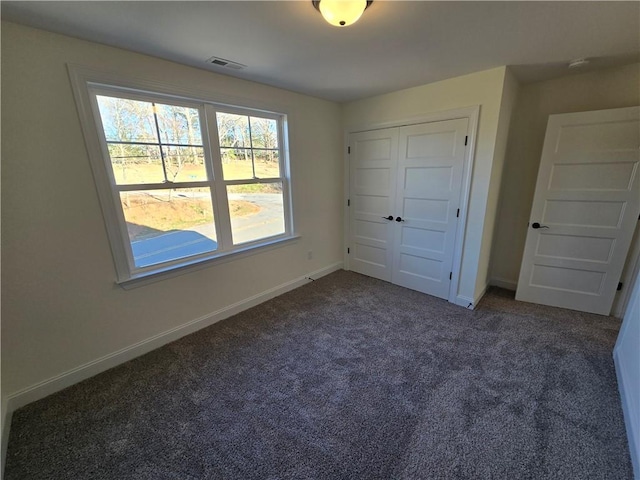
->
[[117, 235, 300, 290]]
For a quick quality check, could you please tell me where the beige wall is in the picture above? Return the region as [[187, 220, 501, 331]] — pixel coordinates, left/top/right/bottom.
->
[[343, 67, 509, 303], [491, 63, 640, 288], [1, 22, 344, 398]]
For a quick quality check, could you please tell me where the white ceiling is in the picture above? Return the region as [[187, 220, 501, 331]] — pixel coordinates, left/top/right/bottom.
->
[[3, 1, 639, 102]]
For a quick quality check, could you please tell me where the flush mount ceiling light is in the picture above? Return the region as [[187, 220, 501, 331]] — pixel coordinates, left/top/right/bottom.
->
[[312, 0, 373, 27]]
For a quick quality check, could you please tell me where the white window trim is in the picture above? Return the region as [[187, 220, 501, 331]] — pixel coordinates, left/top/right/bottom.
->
[[68, 64, 296, 287]]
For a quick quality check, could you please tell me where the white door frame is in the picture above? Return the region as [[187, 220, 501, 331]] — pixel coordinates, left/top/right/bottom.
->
[[344, 105, 480, 305]]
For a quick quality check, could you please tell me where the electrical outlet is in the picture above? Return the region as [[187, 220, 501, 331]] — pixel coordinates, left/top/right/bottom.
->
[[307, 250, 313, 260]]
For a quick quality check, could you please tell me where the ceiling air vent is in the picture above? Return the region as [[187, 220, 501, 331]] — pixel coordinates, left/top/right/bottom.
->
[[206, 56, 246, 70]]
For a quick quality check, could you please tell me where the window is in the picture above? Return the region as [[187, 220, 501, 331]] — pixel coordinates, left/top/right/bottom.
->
[[85, 85, 292, 283]]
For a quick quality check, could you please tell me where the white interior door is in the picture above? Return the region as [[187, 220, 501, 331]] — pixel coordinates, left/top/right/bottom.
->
[[516, 106, 640, 315], [348, 128, 398, 281], [392, 119, 468, 299]]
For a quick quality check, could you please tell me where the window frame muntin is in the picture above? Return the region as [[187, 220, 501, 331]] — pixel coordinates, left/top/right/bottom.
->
[[83, 81, 293, 281]]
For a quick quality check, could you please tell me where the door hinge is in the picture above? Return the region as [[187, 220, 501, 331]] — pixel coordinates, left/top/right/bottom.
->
[[347, 247, 350, 254], [348, 146, 351, 154], [456, 208, 460, 218], [347, 199, 350, 207], [617, 282, 623, 291], [449, 272, 452, 280], [464, 136, 468, 146]]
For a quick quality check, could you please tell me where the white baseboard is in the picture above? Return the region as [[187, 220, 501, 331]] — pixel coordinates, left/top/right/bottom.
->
[[490, 277, 517, 291], [454, 282, 489, 310], [1, 262, 343, 468], [614, 349, 640, 479], [454, 295, 475, 309]]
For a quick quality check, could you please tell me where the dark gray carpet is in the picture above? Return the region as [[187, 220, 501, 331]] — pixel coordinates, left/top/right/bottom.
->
[[5, 270, 632, 479]]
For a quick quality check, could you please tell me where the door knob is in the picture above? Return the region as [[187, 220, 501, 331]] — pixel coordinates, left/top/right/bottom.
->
[[395, 216, 405, 222], [382, 215, 394, 221], [531, 222, 549, 229]]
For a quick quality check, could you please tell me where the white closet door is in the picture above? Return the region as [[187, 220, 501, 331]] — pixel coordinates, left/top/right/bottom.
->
[[516, 106, 640, 315], [348, 128, 398, 281], [391, 119, 468, 299]]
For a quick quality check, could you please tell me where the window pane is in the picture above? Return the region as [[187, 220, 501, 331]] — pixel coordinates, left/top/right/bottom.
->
[[120, 188, 217, 268], [250, 117, 278, 149], [254, 150, 280, 178], [221, 148, 254, 180], [108, 144, 165, 184], [216, 112, 250, 148], [96, 96, 157, 143], [162, 146, 207, 182], [227, 182, 285, 245], [155, 104, 203, 145]]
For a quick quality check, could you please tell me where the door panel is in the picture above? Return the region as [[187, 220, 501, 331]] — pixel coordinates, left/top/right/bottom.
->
[[542, 198, 625, 227], [398, 253, 444, 281], [549, 161, 636, 190], [535, 234, 614, 262], [349, 128, 398, 281], [516, 107, 640, 315], [392, 119, 468, 299]]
